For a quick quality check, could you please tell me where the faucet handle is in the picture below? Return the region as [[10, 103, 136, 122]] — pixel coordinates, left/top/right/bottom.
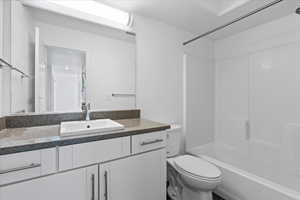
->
[[81, 102, 91, 111], [81, 103, 86, 110], [81, 102, 87, 111]]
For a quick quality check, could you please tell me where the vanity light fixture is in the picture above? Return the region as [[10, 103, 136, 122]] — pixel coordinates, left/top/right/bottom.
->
[[49, 0, 132, 26], [21, 0, 133, 31]]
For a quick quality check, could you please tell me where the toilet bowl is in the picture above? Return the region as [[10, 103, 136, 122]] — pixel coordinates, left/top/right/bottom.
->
[[166, 125, 222, 200], [167, 155, 222, 200]]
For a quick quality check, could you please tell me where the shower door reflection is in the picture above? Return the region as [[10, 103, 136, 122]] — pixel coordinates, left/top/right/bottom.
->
[[37, 46, 86, 113]]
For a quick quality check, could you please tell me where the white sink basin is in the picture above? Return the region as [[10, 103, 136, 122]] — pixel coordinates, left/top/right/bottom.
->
[[60, 119, 125, 137]]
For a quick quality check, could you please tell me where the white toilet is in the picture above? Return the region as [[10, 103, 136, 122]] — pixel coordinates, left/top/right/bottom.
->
[[166, 125, 222, 200]]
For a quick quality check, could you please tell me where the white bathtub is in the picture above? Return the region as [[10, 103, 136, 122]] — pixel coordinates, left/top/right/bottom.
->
[[188, 143, 300, 200]]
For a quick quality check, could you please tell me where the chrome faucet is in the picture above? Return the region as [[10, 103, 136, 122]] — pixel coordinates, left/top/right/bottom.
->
[[82, 103, 91, 121]]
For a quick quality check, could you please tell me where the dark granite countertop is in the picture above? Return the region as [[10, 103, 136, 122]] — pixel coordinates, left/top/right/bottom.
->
[[0, 119, 170, 155]]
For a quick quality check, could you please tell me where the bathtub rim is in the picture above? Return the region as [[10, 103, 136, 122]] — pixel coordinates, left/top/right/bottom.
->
[[187, 151, 300, 200]]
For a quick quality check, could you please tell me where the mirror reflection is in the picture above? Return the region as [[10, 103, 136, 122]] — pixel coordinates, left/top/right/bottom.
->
[[1, 0, 136, 115], [38, 46, 86, 113]]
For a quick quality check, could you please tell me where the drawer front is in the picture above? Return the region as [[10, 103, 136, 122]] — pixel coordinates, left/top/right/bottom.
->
[[72, 137, 131, 168], [0, 148, 57, 185], [131, 131, 167, 154]]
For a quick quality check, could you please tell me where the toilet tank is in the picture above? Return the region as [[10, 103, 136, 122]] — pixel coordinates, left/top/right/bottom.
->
[[166, 124, 182, 158]]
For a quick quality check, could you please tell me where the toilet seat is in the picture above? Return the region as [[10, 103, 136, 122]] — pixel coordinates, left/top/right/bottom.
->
[[173, 155, 222, 181], [176, 166, 222, 183]]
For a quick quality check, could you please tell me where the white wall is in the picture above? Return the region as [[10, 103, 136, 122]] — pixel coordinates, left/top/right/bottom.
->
[[134, 15, 192, 125], [0, 0, 3, 116], [134, 15, 216, 151], [183, 39, 215, 150]]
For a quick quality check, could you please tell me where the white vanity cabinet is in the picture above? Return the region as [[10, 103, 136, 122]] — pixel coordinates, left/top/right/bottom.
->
[[0, 131, 167, 200], [0, 165, 98, 200], [99, 148, 166, 200]]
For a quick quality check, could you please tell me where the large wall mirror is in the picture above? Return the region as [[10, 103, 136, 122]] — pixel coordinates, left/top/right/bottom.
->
[[1, 0, 136, 115]]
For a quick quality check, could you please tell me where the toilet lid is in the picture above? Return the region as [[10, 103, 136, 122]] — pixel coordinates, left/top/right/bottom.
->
[[173, 155, 221, 179]]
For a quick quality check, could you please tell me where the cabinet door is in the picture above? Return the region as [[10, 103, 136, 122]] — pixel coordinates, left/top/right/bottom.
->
[[99, 149, 166, 200], [0, 166, 98, 200]]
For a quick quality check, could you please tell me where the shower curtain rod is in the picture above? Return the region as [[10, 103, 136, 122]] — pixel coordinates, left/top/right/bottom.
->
[[183, 0, 284, 46], [0, 58, 31, 78]]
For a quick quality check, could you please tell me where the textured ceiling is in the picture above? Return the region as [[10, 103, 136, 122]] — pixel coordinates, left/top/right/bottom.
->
[[96, 0, 300, 39], [195, 0, 252, 16]]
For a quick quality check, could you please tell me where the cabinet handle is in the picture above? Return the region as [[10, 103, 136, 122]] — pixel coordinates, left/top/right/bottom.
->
[[91, 174, 95, 200], [104, 170, 109, 200], [140, 139, 163, 146], [0, 163, 41, 175]]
